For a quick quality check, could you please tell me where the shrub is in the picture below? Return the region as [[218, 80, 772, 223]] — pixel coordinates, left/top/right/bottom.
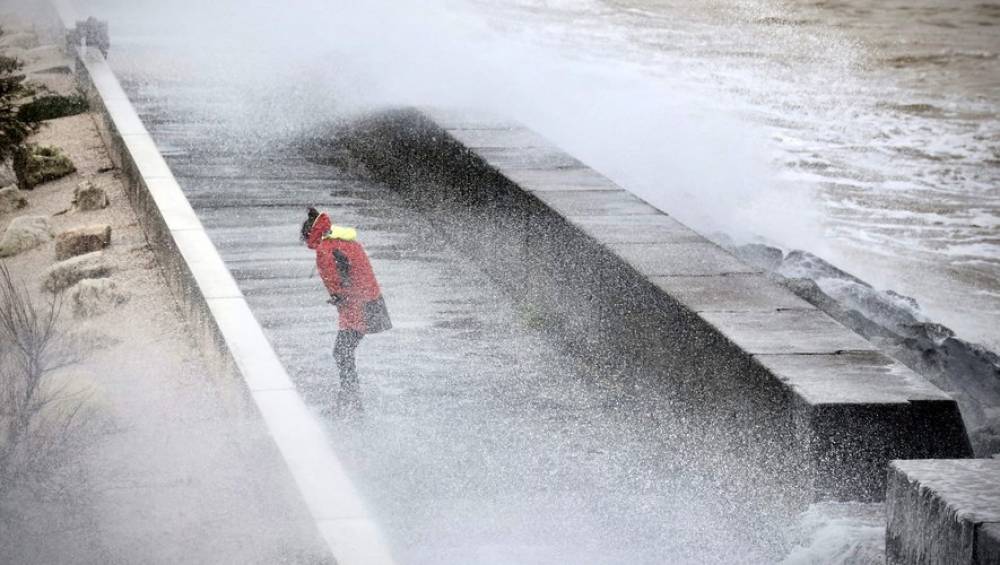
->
[[0, 262, 91, 511], [16, 94, 89, 123], [13, 144, 76, 190], [0, 53, 36, 164]]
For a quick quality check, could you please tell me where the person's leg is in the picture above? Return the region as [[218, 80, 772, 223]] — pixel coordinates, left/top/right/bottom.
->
[[333, 329, 364, 412]]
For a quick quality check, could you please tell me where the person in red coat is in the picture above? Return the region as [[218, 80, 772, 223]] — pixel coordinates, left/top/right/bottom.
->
[[301, 207, 391, 413]]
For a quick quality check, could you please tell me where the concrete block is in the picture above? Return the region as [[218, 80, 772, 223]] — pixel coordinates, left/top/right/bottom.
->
[[102, 96, 150, 136], [652, 274, 814, 312], [703, 310, 877, 355], [574, 214, 704, 245], [757, 350, 948, 405], [145, 177, 203, 231], [252, 388, 368, 519], [503, 167, 620, 192], [475, 146, 585, 170], [886, 459, 1000, 565], [611, 241, 759, 277], [979, 523, 1000, 565], [120, 133, 175, 179], [416, 106, 518, 130], [447, 127, 554, 149], [171, 229, 243, 299], [55, 224, 111, 260], [317, 519, 396, 565], [534, 190, 661, 217], [80, 50, 130, 102], [207, 298, 294, 391]]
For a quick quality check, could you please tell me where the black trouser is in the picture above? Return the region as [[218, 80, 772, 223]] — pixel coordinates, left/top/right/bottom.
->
[[333, 330, 364, 403]]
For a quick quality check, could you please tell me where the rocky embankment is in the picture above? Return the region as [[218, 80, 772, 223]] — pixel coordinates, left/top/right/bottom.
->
[[0, 8, 328, 563], [729, 242, 1000, 457]]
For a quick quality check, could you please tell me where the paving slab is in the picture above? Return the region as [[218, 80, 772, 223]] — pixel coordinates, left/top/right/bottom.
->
[[887, 459, 1000, 565]]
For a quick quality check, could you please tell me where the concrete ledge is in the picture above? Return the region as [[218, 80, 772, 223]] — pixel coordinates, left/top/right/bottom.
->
[[886, 459, 1000, 564], [339, 106, 973, 503], [51, 2, 394, 563]]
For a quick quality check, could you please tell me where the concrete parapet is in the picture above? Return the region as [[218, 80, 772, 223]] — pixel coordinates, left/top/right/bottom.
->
[[339, 106, 973, 503], [886, 459, 1000, 564], [49, 2, 394, 562]]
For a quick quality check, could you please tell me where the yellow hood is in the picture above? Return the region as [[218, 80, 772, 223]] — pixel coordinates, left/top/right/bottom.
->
[[322, 225, 357, 241]]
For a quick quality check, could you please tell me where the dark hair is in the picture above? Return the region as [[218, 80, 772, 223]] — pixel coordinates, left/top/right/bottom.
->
[[300, 207, 319, 242]]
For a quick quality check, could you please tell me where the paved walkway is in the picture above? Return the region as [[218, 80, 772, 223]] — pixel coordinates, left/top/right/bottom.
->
[[121, 76, 788, 564]]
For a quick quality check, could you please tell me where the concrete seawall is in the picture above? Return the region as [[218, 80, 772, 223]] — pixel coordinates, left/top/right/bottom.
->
[[338, 107, 973, 503], [49, 2, 394, 563]]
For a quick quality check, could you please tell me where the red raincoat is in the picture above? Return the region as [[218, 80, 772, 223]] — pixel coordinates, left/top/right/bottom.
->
[[306, 213, 391, 334]]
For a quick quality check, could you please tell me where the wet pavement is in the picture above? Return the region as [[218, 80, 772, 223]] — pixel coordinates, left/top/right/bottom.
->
[[117, 78, 790, 563]]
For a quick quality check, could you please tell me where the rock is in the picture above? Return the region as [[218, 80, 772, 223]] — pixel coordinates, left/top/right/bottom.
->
[[0, 215, 51, 257], [55, 224, 111, 260], [42, 251, 112, 293], [0, 162, 17, 186], [778, 250, 869, 285], [13, 145, 77, 190], [72, 181, 108, 211], [0, 185, 28, 214], [68, 278, 128, 318], [732, 243, 784, 272]]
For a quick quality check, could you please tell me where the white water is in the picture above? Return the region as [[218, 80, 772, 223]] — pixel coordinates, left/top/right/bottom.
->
[[77, 0, 999, 351], [66, 0, 999, 561]]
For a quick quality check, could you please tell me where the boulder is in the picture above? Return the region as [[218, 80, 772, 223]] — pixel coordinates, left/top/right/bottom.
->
[[0, 185, 28, 214], [55, 224, 111, 260], [68, 278, 128, 318], [732, 243, 784, 272], [778, 250, 868, 285], [0, 215, 51, 257], [72, 181, 108, 211], [13, 145, 76, 190], [42, 251, 112, 293]]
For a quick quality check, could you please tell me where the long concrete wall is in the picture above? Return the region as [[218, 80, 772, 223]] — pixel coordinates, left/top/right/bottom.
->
[[48, 2, 394, 563], [339, 107, 974, 504]]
